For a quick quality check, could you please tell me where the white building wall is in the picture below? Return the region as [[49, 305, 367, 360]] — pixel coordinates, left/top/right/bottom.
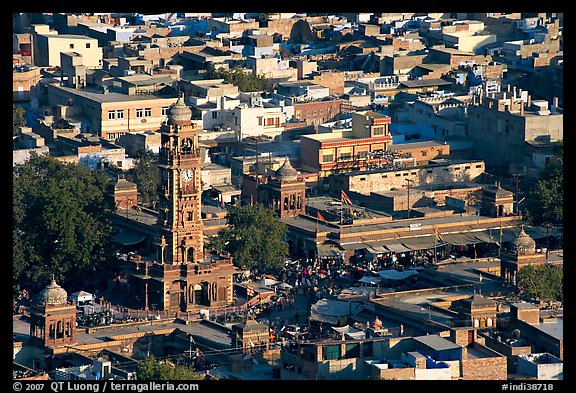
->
[[414, 367, 452, 380]]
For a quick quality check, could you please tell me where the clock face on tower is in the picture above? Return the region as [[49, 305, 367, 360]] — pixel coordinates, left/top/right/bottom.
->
[[182, 169, 193, 183]]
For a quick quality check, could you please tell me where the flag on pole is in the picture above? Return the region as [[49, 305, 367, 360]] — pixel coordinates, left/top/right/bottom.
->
[[247, 286, 254, 297], [341, 190, 353, 205], [317, 212, 326, 222], [433, 228, 444, 242], [195, 347, 205, 362]]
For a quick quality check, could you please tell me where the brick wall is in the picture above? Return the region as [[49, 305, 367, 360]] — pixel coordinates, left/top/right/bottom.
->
[[377, 367, 415, 380], [461, 356, 507, 380]]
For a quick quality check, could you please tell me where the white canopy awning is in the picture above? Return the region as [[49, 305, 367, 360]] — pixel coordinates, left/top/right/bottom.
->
[[377, 269, 418, 281]]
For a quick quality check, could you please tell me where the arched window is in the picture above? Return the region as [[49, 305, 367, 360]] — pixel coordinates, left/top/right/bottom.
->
[[57, 320, 64, 339], [487, 317, 493, 327], [181, 138, 193, 152], [474, 318, 480, 328], [297, 195, 302, 209]]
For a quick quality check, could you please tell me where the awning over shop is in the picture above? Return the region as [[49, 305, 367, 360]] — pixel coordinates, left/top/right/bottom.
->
[[471, 230, 500, 244], [442, 232, 481, 246], [365, 243, 390, 254], [524, 225, 562, 240], [339, 242, 368, 251], [400, 236, 442, 250], [317, 243, 343, 258], [384, 243, 413, 254], [500, 228, 519, 243], [376, 269, 418, 281], [358, 276, 383, 286]]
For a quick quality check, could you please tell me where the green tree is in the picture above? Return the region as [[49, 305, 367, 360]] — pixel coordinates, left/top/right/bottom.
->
[[127, 149, 160, 209], [205, 64, 273, 92], [517, 264, 563, 302], [13, 153, 117, 292], [524, 142, 563, 225], [13, 104, 27, 136], [214, 204, 289, 273], [137, 356, 205, 380]]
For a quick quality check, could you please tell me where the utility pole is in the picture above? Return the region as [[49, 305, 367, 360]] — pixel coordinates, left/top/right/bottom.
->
[[512, 173, 521, 215], [405, 178, 413, 219]]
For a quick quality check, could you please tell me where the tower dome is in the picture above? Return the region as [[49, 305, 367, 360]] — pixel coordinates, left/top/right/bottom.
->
[[167, 96, 192, 126], [34, 276, 68, 307], [510, 226, 536, 255], [276, 158, 298, 182]]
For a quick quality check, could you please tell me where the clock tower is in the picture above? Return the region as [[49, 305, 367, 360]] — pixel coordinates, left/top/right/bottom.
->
[[126, 95, 236, 313], [156, 96, 204, 264]]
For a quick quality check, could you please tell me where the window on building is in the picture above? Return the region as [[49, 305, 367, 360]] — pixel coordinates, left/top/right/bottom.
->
[[322, 154, 333, 163], [363, 342, 373, 357], [476, 164, 482, 168], [187, 211, 193, 221], [144, 108, 152, 117], [464, 166, 470, 170], [382, 175, 387, 178], [136, 109, 143, 118], [69, 44, 74, 49], [422, 151, 427, 156], [108, 111, 116, 120], [322, 345, 340, 361], [395, 173, 401, 177], [345, 343, 360, 359], [212, 111, 218, 119], [427, 170, 433, 174], [340, 152, 352, 160], [360, 177, 366, 181], [258, 117, 263, 126], [86, 43, 91, 48], [372, 126, 384, 136], [266, 117, 276, 126], [357, 151, 368, 159], [162, 106, 169, 116], [116, 110, 124, 119]]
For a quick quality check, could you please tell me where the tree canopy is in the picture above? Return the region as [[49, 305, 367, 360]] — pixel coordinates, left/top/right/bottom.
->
[[517, 264, 563, 302], [205, 64, 273, 92], [126, 149, 160, 209], [137, 356, 205, 380], [13, 104, 27, 136], [210, 203, 289, 273], [524, 141, 563, 225], [13, 153, 117, 293]]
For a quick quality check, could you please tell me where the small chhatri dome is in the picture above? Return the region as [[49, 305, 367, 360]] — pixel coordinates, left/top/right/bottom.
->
[[510, 226, 536, 255], [167, 95, 192, 126], [34, 275, 68, 307], [276, 157, 298, 182]]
